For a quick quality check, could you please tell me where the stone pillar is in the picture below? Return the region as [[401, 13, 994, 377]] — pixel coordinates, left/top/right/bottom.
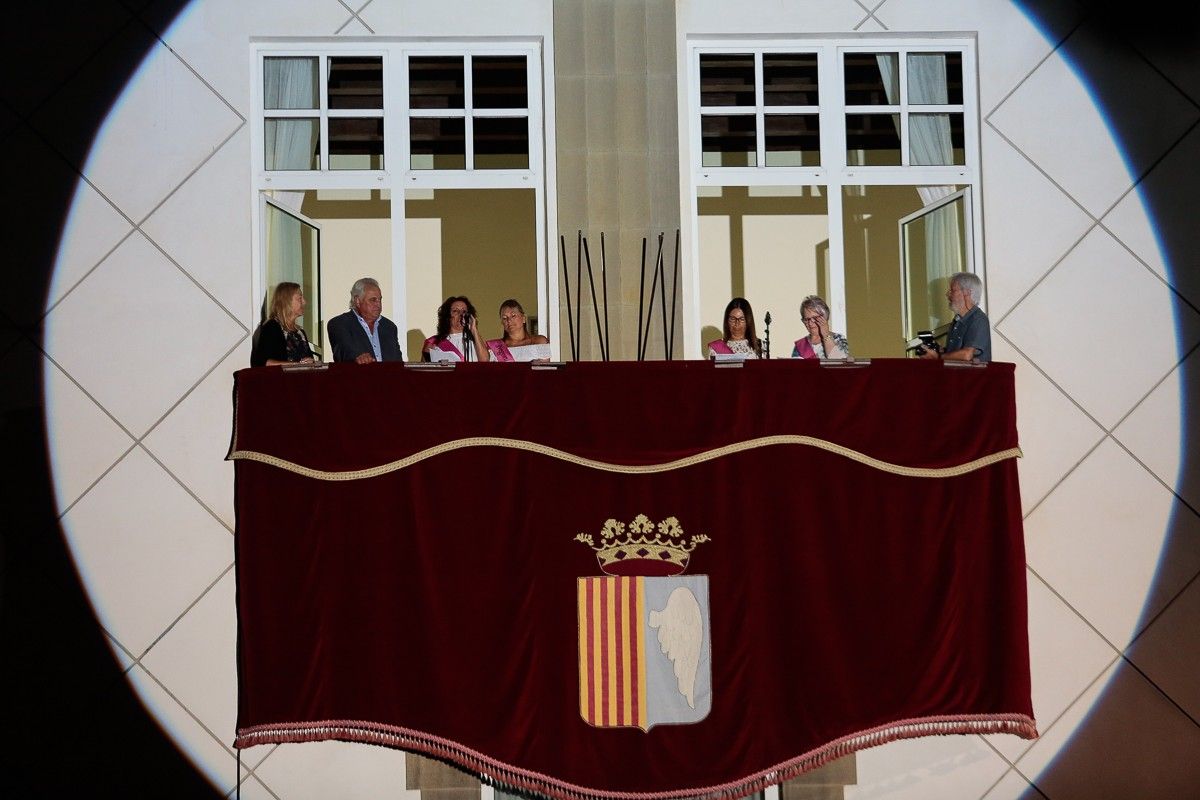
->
[[553, 0, 681, 361]]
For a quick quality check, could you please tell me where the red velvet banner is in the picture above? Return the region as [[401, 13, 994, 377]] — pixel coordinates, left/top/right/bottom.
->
[[230, 360, 1035, 799]]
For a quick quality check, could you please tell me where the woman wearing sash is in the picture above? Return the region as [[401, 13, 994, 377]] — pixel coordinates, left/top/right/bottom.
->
[[486, 299, 550, 362], [792, 295, 850, 359], [422, 296, 490, 362], [707, 297, 762, 359], [250, 282, 316, 367]]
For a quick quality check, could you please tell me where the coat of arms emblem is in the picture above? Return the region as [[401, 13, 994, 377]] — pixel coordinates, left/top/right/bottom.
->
[[575, 515, 711, 731]]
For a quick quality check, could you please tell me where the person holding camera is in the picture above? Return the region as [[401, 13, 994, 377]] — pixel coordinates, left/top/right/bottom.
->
[[922, 272, 990, 362]]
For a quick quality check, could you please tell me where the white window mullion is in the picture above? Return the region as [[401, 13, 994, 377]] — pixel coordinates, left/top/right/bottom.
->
[[754, 52, 766, 169], [464, 54, 475, 170], [318, 54, 329, 171], [898, 48, 910, 167]]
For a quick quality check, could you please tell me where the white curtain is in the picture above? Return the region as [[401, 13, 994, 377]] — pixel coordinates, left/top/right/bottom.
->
[[907, 54, 953, 166], [264, 58, 318, 170]]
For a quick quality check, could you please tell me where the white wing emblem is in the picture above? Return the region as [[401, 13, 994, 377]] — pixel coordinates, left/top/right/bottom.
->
[[648, 587, 703, 708]]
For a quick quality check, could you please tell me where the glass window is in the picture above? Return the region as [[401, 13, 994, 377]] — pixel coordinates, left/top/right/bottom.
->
[[474, 118, 530, 169], [410, 117, 465, 170], [763, 54, 819, 106], [409, 56, 465, 109], [472, 56, 528, 109], [264, 119, 320, 170], [330, 117, 384, 170], [844, 53, 898, 105], [700, 54, 756, 107], [327, 56, 383, 110], [845, 114, 901, 166], [907, 53, 962, 105], [908, 113, 964, 166], [702, 115, 757, 167], [264, 57, 318, 109], [764, 114, 820, 167]]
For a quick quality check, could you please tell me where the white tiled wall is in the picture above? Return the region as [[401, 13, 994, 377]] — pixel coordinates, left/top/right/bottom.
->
[[39, 1, 1200, 797]]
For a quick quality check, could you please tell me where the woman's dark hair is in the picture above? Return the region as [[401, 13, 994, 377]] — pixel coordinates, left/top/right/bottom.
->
[[435, 296, 478, 341], [722, 297, 762, 357]]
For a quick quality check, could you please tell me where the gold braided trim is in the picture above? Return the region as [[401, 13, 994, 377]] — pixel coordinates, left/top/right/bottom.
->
[[228, 436, 1021, 481]]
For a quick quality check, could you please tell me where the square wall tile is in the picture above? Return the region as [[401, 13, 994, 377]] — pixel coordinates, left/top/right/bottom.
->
[[980, 767, 1047, 800], [142, 333, 249, 531], [989, 22, 1197, 218], [1102, 124, 1200, 311], [1015, 658, 1200, 798], [1025, 438, 1200, 649], [985, 570, 1116, 764], [1113, 350, 1198, 513], [140, 568, 237, 759], [46, 176, 134, 313], [127, 664, 239, 795], [980, 127, 1092, 322], [59, 446, 233, 657], [999, 226, 1200, 430], [141, 126, 254, 329], [1126, 567, 1200, 723], [992, 337, 1103, 516], [64, 40, 241, 223], [43, 231, 247, 437], [44, 354, 134, 513]]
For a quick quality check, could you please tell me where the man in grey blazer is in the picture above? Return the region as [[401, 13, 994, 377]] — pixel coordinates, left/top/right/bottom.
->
[[327, 277, 404, 363]]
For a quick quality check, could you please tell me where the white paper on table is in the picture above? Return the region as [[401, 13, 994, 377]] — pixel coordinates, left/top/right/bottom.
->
[[712, 352, 749, 363], [428, 347, 461, 363], [506, 343, 552, 362]]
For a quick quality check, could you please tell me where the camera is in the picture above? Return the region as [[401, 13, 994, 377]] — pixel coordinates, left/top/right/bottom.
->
[[912, 330, 941, 357]]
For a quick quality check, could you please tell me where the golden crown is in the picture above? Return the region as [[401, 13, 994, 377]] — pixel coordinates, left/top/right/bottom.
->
[[575, 514, 709, 577]]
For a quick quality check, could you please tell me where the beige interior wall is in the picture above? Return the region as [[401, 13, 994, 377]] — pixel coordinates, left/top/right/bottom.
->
[[554, 0, 679, 360], [697, 186, 829, 357], [296, 190, 394, 356], [405, 188, 538, 351]]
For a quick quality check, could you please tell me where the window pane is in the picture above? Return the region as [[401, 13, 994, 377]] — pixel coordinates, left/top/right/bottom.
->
[[409, 56, 465, 109], [909, 113, 964, 165], [328, 56, 383, 110], [763, 53, 819, 106], [329, 117, 384, 170], [845, 113, 901, 166], [264, 57, 318, 110], [474, 117, 529, 169], [264, 119, 319, 170], [700, 54, 755, 107], [844, 53, 899, 105], [410, 117, 465, 169], [907, 52, 962, 105], [472, 56, 528, 109], [764, 114, 820, 166], [702, 115, 757, 167]]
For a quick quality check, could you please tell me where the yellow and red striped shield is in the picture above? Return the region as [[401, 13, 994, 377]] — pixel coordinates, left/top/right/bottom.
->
[[577, 575, 711, 731]]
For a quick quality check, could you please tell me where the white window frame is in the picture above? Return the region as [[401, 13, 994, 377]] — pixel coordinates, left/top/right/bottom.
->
[[680, 34, 982, 358], [249, 38, 553, 356]]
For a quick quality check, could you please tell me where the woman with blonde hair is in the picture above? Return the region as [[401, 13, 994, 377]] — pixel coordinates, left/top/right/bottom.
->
[[486, 299, 549, 362], [250, 282, 316, 366]]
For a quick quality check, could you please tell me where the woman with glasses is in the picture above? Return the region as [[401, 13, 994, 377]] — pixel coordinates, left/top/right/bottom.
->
[[486, 298, 550, 362], [792, 295, 850, 359], [707, 297, 763, 359]]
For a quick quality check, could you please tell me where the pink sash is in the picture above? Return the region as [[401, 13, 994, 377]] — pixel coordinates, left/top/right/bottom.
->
[[793, 338, 817, 359], [424, 335, 463, 360], [487, 339, 514, 362], [707, 339, 734, 355]]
